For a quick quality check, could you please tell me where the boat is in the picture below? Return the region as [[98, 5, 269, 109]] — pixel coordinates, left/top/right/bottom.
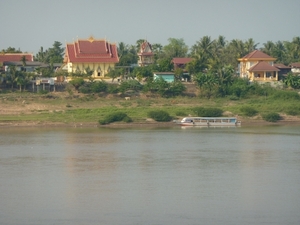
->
[[177, 117, 241, 127]]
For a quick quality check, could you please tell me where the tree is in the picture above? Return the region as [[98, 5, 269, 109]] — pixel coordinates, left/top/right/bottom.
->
[[1, 47, 22, 53], [194, 72, 218, 98], [106, 68, 122, 82], [163, 38, 188, 58], [34, 41, 64, 63], [5, 65, 19, 90]]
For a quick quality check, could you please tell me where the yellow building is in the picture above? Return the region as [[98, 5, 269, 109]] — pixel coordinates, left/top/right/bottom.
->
[[63, 37, 119, 79], [238, 50, 279, 82]]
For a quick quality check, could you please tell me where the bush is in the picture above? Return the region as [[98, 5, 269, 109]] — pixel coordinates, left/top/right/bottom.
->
[[99, 112, 132, 125], [147, 110, 172, 122], [193, 107, 223, 117], [262, 112, 281, 122], [90, 81, 107, 93], [240, 106, 258, 117]]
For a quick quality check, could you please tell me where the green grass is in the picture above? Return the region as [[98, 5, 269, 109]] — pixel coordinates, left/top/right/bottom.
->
[[0, 91, 299, 124]]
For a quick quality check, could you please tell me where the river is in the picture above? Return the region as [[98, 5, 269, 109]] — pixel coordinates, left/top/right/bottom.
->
[[0, 125, 299, 225]]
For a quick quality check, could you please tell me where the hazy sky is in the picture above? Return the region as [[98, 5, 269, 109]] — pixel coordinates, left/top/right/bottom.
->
[[1, 0, 299, 54]]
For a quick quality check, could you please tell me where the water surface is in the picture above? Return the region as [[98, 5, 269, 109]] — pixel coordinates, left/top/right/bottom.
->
[[0, 126, 299, 225]]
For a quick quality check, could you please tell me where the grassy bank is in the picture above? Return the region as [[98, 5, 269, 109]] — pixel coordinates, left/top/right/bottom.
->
[[0, 91, 300, 125]]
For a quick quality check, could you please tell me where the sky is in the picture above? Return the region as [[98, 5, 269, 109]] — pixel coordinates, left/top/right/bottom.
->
[[1, 0, 300, 55]]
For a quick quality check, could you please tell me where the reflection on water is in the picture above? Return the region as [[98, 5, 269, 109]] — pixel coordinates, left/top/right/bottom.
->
[[0, 126, 300, 225]]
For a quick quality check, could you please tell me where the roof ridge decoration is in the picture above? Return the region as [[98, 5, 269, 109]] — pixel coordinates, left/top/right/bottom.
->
[[88, 36, 94, 43]]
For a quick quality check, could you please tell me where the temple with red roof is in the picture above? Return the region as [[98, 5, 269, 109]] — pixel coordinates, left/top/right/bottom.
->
[[238, 50, 279, 82], [63, 36, 119, 79], [138, 41, 154, 67]]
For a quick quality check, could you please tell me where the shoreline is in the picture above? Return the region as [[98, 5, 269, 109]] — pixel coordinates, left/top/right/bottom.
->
[[1, 118, 300, 128]]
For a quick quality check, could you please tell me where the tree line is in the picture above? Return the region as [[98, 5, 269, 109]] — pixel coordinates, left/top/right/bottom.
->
[[1, 36, 300, 94]]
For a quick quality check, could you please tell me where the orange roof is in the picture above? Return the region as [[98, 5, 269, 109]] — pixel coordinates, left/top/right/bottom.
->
[[0, 53, 33, 62], [172, 58, 192, 64], [239, 50, 275, 61], [248, 61, 280, 72], [65, 37, 119, 63]]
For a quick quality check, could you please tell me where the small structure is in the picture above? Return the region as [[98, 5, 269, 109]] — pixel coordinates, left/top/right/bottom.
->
[[138, 41, 154, 67], [63, 36, 119, 80], [289, 62, 300, 74], [153, 72, 175, 83], [274, 63, 291, 79], [238, 50, 279, 82], [172, 58, 192, 71], [0, 53, 33, 72]]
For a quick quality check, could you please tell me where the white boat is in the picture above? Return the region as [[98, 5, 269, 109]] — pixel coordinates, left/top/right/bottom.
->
[[178, 117, 241, 127]]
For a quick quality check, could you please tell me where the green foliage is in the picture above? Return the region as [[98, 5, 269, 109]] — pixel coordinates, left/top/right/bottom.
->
[[193, 107, 223, 117], [147, 110, 172, 122], [69, 78, 85, 91], [262, 112, 281, 122], [119, 79, 143, 93], [163, 38, 188, 58], [270, 89, 300, 100], [240, 106, 258, 117], [175, 111, 188, 117], [285, 106, 300, 116], [99, 112, 132, 125], [79, 81, 108, 93], [107, 84, 119, 93]]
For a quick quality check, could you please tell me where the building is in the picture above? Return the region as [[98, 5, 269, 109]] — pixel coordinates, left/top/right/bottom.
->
[[172, 58, 192, 71], [238, 50, 279, 82], [274, 63, 291, 79], [289, 62, 300, 74], [153, 72, 175, 83], [138, 41, 154, 67], [63, 36, 119, 79], [0, 53, 33, 72]]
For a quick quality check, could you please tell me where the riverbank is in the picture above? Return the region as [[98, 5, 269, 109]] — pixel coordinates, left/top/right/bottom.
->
[[1, 92, 300, 128]]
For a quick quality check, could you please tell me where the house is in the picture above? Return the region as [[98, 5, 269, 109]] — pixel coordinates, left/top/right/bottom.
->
[[274, 63, 291, 79], [0, 53, 33, 72], [172, 58, 192, 71], [138, 41, 154, 67], [153, 72, 175, 83], [289, 62, 300, 74], [238, 50, 279, 82], [63, 36, 119, 79]]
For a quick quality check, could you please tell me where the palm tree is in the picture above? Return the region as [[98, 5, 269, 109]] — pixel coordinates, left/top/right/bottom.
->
[[261, 41, 275, 56], [244, 38, 259, 53], [6, 65, 18, 90], [20, 55, 27, 71], [192, 36, 214, 59]]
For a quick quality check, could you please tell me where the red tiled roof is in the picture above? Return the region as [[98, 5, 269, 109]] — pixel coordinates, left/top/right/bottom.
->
[[65, 38, 119, 63], [239, 50, 275, 61], [0, 53, 33, 62], [290, 62, 300, 68], [172, 58, 192, 64], [248, 61, 280, 72]]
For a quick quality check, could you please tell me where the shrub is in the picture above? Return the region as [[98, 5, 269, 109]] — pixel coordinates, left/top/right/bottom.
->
[[240, 106, 258, 117], [286, 107, 300, 116], [193, 107, 223, 117], [99, 112, 132, 125], [90, 81, 108, 93], [147, 110, 172, 122], [262, 112, 281, 122]]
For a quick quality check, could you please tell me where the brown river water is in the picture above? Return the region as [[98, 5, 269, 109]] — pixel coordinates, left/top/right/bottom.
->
[[0, 125, 299, 225]]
